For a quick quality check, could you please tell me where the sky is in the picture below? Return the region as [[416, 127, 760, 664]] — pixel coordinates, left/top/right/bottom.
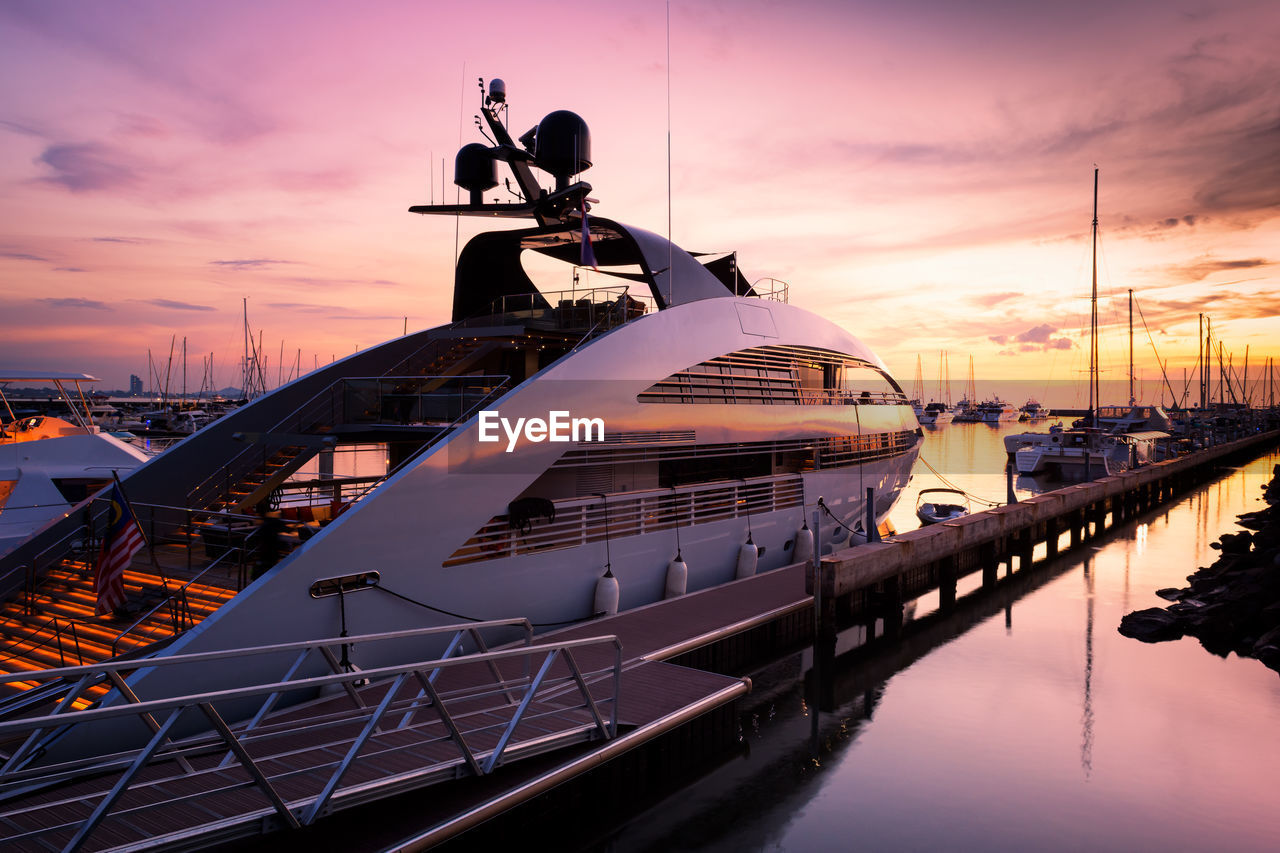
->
[[1, 0, 1277, 408]]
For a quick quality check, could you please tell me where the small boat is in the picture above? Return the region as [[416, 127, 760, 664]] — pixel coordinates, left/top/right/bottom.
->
[[916, 487, 970, 525], [1019, 399, 1050, 421], [976, 398, 1020, 423], [919, 401, 954, 425]]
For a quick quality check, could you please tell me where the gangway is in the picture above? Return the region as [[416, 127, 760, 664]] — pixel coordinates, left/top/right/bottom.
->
[[0, 620, 621, 852]]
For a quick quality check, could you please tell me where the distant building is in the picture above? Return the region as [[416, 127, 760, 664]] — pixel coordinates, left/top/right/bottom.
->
[[129, 374, 144, 396]]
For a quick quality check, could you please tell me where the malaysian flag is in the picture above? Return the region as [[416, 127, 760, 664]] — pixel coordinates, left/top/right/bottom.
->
[[580, 200, 598, 270], [95, 483, 144, 616]]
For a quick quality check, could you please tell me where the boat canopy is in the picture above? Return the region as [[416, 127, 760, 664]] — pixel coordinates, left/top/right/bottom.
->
[[451, 217, 742, 321], [0, 371, 98, 383]]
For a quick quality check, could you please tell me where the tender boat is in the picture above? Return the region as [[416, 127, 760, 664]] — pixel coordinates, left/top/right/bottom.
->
[[0, 79, 923, 698], [915, 487, 970, 525], [0, 371, 150, 555]]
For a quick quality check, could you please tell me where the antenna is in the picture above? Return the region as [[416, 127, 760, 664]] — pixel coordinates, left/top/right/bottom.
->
[[666, 0, 673, 307]]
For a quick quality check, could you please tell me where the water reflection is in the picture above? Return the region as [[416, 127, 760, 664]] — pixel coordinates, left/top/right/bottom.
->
[[590, 437, 1280, 853]]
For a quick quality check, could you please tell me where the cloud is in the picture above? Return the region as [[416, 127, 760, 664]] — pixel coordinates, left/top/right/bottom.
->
[[209, 258, 291, 270], [116, 113, 167, 138], [993, 323, 1074, 351], [0, 118, 43, 137], [1015, 323, 1055, 344], [55, 267, 86, 272], [968, 291, 1022, 308], [1163, 256, 1271, 284], [1192, 117, 1280, 218], [140, 298, 215, 312], [38, 297, 112, 310], [36, 142, 141, 192], [92, 236, 145, 244], [265, 302, 339, 313], [0, 250, 49, 262]]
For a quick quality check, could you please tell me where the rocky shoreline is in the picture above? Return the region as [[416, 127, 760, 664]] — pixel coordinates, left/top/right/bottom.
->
[[1119, 463, 1280, 674]]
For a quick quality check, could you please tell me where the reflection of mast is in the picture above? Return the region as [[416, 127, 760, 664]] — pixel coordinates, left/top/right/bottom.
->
[[1081, 557, 1095, 778]]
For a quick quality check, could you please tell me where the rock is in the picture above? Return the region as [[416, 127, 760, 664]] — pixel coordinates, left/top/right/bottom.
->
[[1119, 608, 1184, 643], [1120, 462, 1280, 672]]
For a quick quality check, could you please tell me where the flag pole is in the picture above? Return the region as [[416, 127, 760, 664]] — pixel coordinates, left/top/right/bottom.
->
[[111, 471, 172, 593]]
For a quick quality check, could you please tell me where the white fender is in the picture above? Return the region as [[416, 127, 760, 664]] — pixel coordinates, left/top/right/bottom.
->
[[664, 554, 688, 598], [736, 537, 758, 579], [793, 522, 814, 566], [594, 569, 619, 616]]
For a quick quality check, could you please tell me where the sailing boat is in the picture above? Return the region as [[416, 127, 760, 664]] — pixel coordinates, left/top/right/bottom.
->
[[952, 355, 979, 421], [1010, 169, 1167, 478], [920, 352, 954, 425]]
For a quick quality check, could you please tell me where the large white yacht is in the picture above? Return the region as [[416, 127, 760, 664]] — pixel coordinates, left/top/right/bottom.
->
[[0, 80, 921, 695]]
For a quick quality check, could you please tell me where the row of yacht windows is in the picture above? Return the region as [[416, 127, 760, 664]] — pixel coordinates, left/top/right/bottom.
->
[[639, 345, 906, 405]]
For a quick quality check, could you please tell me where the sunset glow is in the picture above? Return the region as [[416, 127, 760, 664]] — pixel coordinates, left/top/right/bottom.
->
[[2, 0, 1277, 407]]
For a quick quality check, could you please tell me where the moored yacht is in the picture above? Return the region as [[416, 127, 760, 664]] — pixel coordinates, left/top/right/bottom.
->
[[0, 372, 150, 555], [0, 80, 922, 699], [976, 398, 1020, 423], [1019, 399, 1050, 421], [919, 401, 954, 425]]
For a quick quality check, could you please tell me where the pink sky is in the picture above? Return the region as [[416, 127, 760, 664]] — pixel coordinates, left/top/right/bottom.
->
[[1, 0, 1277, 405]]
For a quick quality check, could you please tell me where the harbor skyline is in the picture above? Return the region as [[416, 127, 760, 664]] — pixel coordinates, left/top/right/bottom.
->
[[1, 0, 1277, 391]]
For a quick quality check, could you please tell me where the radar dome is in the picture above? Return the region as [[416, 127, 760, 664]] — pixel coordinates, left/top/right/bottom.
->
[[454, 143, 497, 205], [534, 110, 591, 188]]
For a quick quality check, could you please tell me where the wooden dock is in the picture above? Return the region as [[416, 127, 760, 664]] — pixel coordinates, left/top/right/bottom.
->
[[811, 430, 1280, 619]]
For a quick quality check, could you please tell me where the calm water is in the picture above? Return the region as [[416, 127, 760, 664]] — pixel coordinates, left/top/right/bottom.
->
[[588, 424, 1280, 852]]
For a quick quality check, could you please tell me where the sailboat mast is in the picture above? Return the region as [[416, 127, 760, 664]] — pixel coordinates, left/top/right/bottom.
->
[[1198, 314, 1204, 409], [1090, 167, 1099, 428], [1128, 288, 1134, 405]]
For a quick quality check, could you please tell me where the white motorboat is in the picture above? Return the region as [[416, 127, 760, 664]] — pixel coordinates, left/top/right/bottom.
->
[[1015, 428, 1168, 477], [0, 372, 150, 555], [976, 398, 1020, 423], [1019, 399, 1051, 421], [1072, 404, 1171, 433], [0, 79, 923, 698], [919, 401, 954, 425]]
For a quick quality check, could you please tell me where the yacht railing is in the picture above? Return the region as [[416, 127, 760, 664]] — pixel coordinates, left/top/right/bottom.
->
[[0, 613, 85, 670], [0, 622, 621, 849], [185, 373, 508, 512], [461, 285, 653, 335], [749, 277, 789, 303], [182, 327, 472, 512], [446, 475, 805, 566]]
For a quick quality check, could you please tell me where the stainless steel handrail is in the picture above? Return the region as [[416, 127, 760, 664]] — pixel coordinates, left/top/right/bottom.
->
[[0, 623, 621, 850]]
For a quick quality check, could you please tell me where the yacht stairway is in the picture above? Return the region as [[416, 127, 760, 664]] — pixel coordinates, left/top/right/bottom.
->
[[0, 554, 238, 705], [0, 289, 650, 702], [0, 329, 540, 700]]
